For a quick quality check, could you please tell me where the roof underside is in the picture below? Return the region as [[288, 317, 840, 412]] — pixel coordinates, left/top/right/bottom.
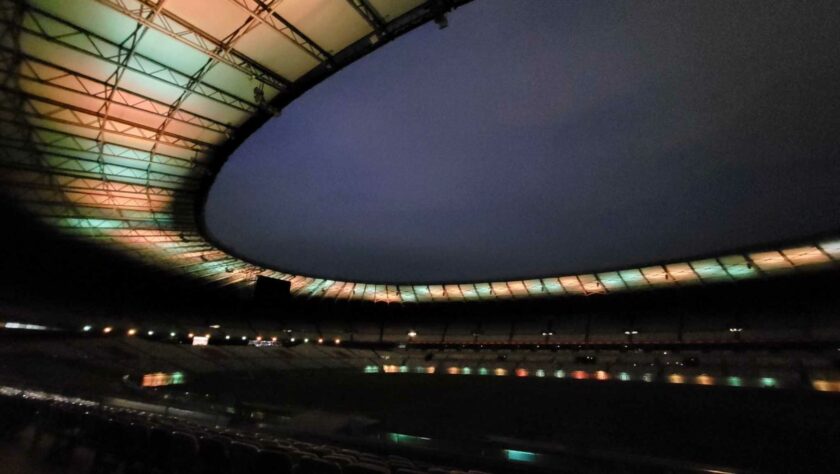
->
[[0, 0, 838, 303]]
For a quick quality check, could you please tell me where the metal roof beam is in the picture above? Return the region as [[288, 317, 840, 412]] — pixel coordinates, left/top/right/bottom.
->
[[346, 0, 387, 37], [14, 7, 259, 112], [94, 0, 291, 90], [224, 0, 334, 65]]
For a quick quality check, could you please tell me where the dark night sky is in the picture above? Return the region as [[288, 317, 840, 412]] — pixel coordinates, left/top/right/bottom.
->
[[206, 0, 840, 284]]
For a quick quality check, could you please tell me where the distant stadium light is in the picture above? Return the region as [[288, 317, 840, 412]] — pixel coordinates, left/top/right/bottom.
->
[[334, 338, 341, 345], [271, 336, 278, 342], [241, 336, 247, 341], [103, 327, 112, 334], [303, 338, 309, 343], [170, 332, 176, 337], [82, 325, 92, 332], [209, 324, 221, 329], [317, 338, 324, 344], [127, 329, 137, 336], [188, 333, 194, 338], [290, 337, 295, 342], [225, 335, 230, 340], [147, 330, 154, 336], [407, 330, 417, 338]]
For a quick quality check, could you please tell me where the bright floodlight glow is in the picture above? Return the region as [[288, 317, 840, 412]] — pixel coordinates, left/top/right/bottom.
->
[[127, 329, 137, 336], [147, 331, 154, 336], [103, 327, 112, 334], [82, 325, 92, 332], [407, 330, 417, 338]]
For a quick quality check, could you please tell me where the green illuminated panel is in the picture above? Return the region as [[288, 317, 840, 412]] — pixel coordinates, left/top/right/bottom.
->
[[618, 269, 647, 288], [505, 449, 538, 463], [719, 255, 759, 279]]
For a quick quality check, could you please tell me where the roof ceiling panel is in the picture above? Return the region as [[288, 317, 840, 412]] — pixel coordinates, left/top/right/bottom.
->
[[1, 0, 836, 304], [164, 0, 252, 40], [29, 0, 138, 45], [368, 0, 426, 21], [274, 0, 372, 54], [201, 62, 276, 103], [234, 23, 321, 81], [132, 27, 211, 77]]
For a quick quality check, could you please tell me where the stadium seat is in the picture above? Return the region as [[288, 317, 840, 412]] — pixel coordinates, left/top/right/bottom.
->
[[199, 435, 232, 474], [170, 431, 200, 473], [295, 456, 343, 474], [344, 462, 392, 474], [229, 441, 260, 474], [255, 448, 294, 474]]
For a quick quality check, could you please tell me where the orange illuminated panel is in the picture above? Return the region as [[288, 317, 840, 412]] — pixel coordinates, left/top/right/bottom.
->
[[446, 367, 460, 375], [665, 263, 701, 284], [507, 281, 530, 298], [571, 370, 589, 380], [337, 282, 355, 301], [428, 285, 447, 302], [558, 276, 585, 295], [782, 246, 831, 267], [491, 282, 512, 298], [383, 365, 400, 373], [749, 251, 793, 272], [594, 370, 609, 380], [668, 374, 685, 384], [812, 380, 840, 392], [578, 274, 606, 294], [322, 281, 345, 299], [425, 366, 436, 374], [494, 368, 508, 376], [695, 374, 714, 385], [641, 266, 674, 286], [515, 368, 529, 377], [444, 284, 463, 299], [141, 372, 170, 387]]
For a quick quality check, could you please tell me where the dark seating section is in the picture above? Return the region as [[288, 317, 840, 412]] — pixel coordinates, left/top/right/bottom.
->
[[0, 394, 491, 474]]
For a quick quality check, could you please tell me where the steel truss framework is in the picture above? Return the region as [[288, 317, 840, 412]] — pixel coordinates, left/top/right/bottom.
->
[[0, 0, 838, 303]]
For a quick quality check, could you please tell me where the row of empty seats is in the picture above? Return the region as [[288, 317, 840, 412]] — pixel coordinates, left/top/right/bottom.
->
[[0, 394, 493, 474]]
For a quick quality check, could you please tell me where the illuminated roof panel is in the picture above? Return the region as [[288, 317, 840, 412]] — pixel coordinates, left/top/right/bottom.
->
[[0, 0, 837, 304]]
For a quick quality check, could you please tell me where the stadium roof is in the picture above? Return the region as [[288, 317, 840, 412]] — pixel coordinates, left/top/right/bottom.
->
[[1, 0, 838, 303]]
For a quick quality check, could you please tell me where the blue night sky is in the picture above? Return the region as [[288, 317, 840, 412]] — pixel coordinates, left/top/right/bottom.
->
[[206, 0, 840, 283]]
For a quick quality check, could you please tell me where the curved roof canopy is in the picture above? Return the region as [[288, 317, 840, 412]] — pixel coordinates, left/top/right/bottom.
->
[[1, 0, 838, 303]]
